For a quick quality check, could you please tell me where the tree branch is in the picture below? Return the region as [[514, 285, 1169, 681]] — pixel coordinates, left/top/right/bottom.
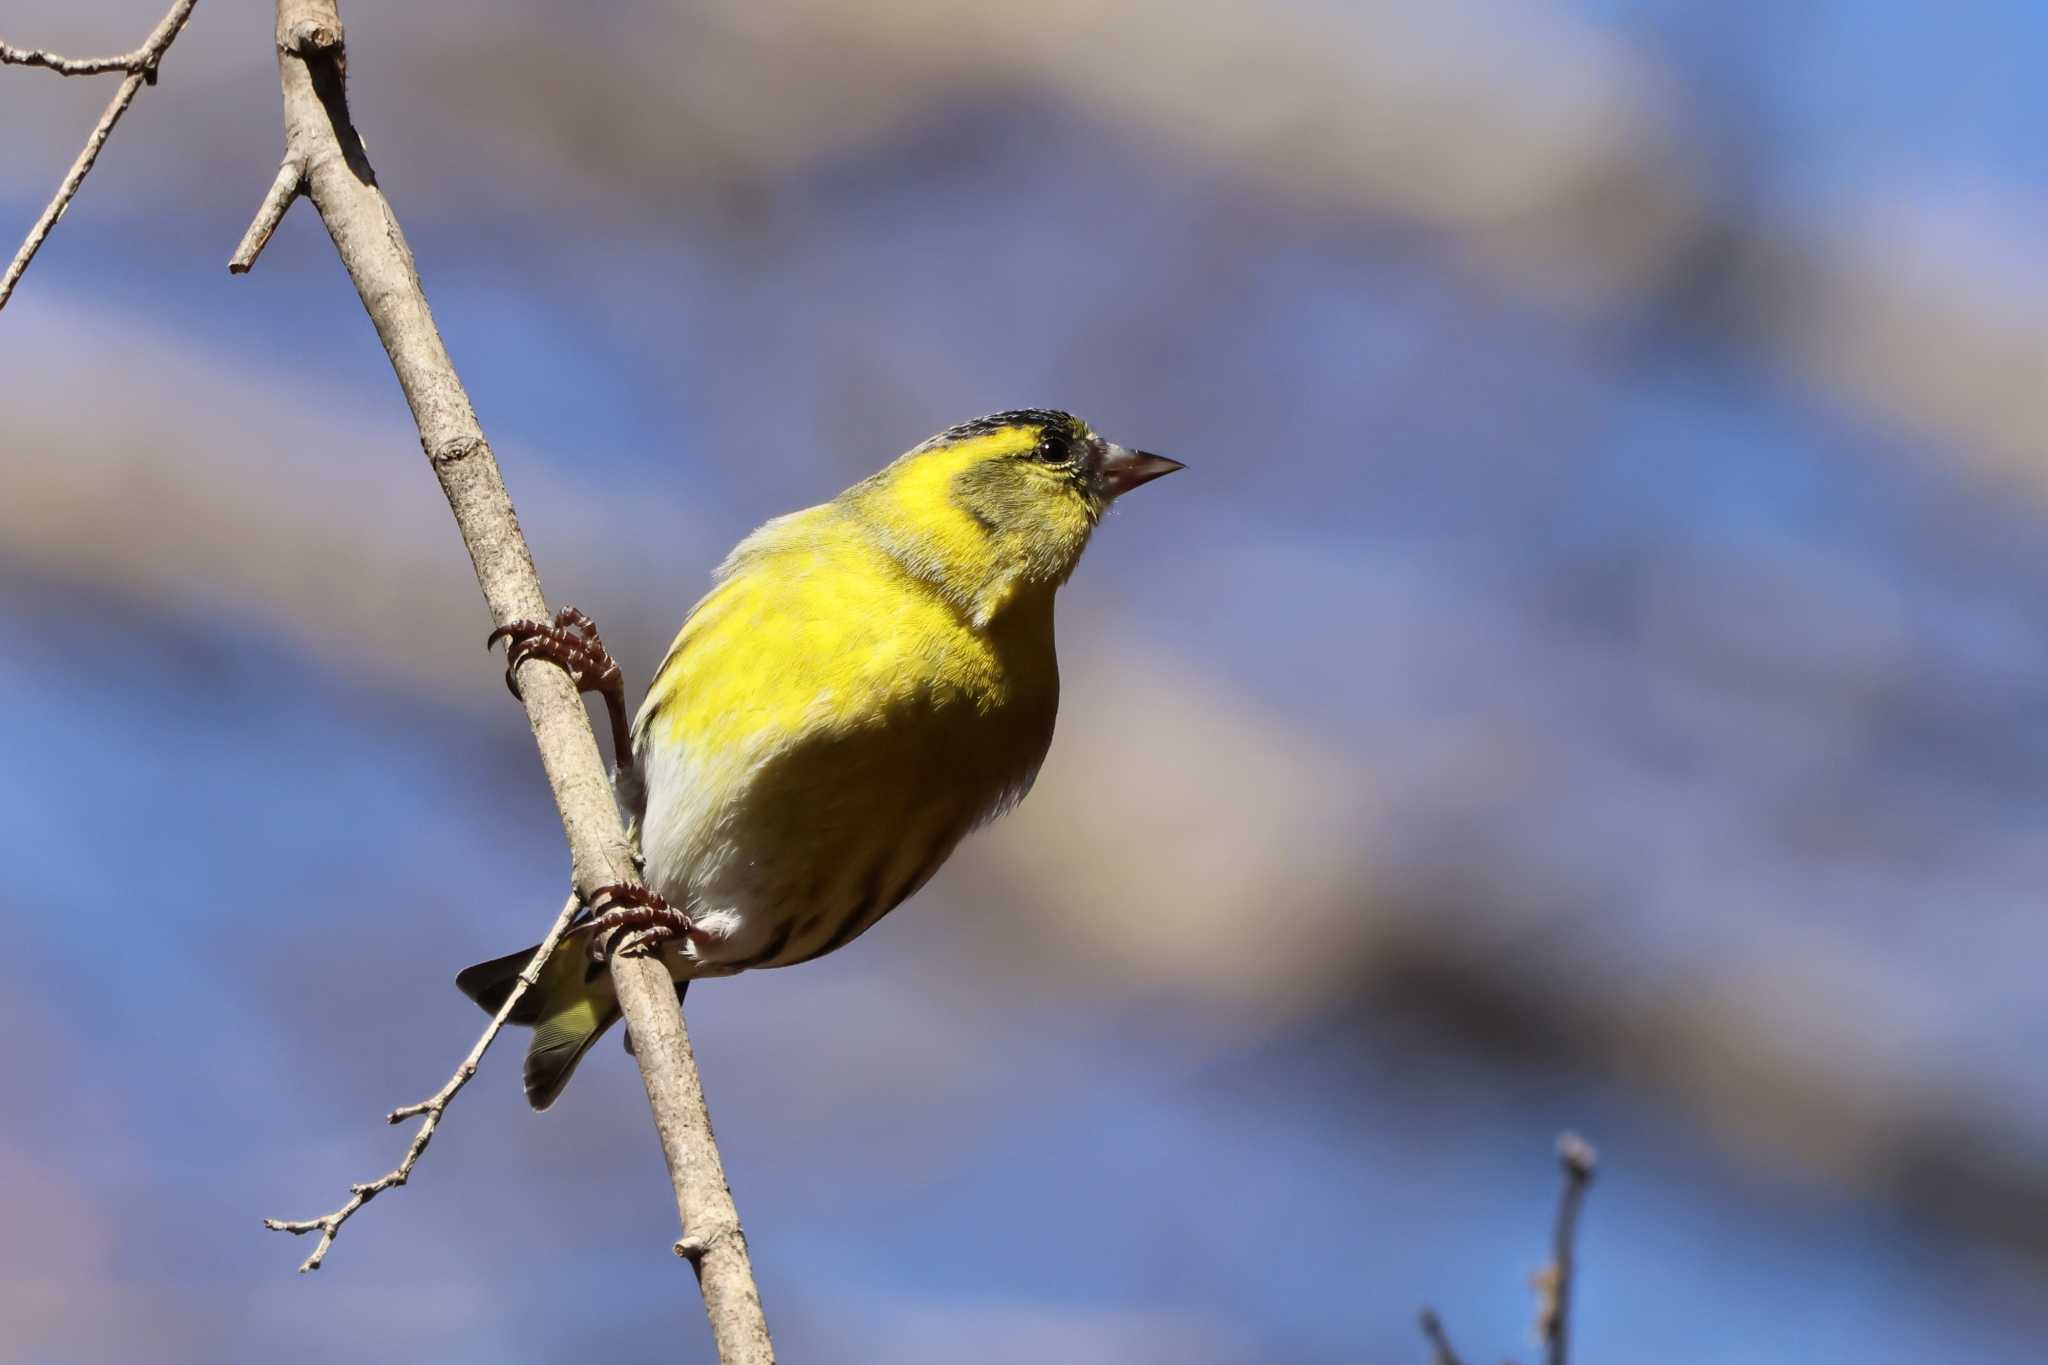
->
[[227, 157, 303, 273], [0, 45, 148, 77], [1418, 1309, 1468, 1365], [0, 1, 193, 79], [264, 892, 582, 1271], [1534, 1132, 1597, 1365], [1420, 1132, 1597, 1365], [0, 1, 199, 311], [237, 3, 774, 1358]]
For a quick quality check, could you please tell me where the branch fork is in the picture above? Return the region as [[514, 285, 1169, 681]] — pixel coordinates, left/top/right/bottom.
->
[[234, 4, 774, 1358], [13, 0, 772, 1349], [0, 0, 200, 311], [0, 4, 192, 81], [226, 2, 348, 275]]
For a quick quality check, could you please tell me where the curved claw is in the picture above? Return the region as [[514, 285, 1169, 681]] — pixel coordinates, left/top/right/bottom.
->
[[584, 883, 703, 960], [487, 620, 545, 701], [488, 614, 576, 702], [484, 608, 636, 778]]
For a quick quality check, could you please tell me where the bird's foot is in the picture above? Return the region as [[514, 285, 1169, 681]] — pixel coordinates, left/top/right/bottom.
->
[[487, 607, 634, 769], [487, 606, 622, 702], [584, 883, 703, 960]]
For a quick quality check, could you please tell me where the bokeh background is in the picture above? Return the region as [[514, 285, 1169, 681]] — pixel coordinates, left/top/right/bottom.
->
[[5, 1, 2047, 1361]]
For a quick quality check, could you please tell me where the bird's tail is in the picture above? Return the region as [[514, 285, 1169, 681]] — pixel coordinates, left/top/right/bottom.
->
[[455, 932, 622, 1111]]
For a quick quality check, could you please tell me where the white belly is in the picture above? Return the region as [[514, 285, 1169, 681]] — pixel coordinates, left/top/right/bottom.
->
[[633, 713, 1032, 976]]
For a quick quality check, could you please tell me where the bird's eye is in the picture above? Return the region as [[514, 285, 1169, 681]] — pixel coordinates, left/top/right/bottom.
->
[[1031, 430, 1073, 465]]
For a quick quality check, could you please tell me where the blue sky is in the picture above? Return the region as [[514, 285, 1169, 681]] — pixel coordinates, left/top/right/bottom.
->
[[4, 2, 2047, 1361]]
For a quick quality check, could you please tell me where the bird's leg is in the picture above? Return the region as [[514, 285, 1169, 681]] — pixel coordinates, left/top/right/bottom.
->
[[584, 883, 706, 960], [487, 606, 635, 777]]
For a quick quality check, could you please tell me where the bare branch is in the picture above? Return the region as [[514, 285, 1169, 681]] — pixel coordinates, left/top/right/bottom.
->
[[0, 44, 146, 77], [1533, 1132, 1597, 1365], [263, 892, 582, 1271], [228, 158, 304, 273], [239, 3, 774, 1357], [1419, 1309, 1469, 1365], [1420, 1133, 1598, 1365], [0, 0, 195, 80], [0, 0, 199, 312], [1, 73, 148, 310]]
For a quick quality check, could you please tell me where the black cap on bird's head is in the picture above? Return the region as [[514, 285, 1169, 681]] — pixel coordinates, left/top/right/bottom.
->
[[922, 408, 1183, 504]]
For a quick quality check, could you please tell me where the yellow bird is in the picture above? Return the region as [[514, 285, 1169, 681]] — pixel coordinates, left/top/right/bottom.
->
[[458, 410, 1181, 1108]]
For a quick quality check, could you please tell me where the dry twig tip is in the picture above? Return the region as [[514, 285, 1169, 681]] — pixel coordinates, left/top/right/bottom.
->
[[1419, 1308, 1468, 1365], [1535, 1132, 1597, 1365], [1417, 1132, 1598, 1365], [262, 893, 582, 1272], [228, 158, 304, 273]]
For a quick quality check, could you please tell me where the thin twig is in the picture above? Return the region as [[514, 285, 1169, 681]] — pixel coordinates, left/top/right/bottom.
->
[[228, 158, 303, 273], [1418, 1133, 1598, 1365], [0, 0, 198, 312], [1419, 1309, 1469, 1365], [0, 43, 149, 76], [1, 72, 146, 309], [237, 4, 773, 1358], [1533, 1132, 1598, 1365], [263, 892, 582, 1271]]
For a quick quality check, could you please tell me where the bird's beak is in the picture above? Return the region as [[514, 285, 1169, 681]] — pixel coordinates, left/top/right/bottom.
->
[[1097, 443, 1185, 499]]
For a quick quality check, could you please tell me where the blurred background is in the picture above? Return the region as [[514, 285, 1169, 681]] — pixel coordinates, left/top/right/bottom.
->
[[4, 1, 2047, 1360]]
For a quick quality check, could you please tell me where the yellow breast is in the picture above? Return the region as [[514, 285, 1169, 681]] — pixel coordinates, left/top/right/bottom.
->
[[635, 502, 1059, 806]]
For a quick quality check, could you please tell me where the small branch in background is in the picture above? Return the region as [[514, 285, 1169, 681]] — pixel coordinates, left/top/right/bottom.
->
[[0, 0, 199, 312], [262, 893, 581, 1271], [1420, 1132, 1598, 1365], [0, 6, 195, 80], [0, 43, 149, 77], [1418, 1309, 1468, 1365], [1534, 1132, 1597, 1365]]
